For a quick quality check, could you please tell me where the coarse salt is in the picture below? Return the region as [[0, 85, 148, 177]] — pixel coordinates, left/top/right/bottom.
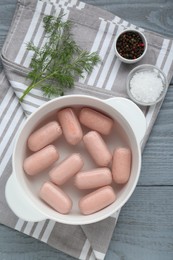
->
[[130, 70, 164, 103]]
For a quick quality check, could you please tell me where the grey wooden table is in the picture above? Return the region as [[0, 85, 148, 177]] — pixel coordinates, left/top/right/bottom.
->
[[0, 1, 173, 259]]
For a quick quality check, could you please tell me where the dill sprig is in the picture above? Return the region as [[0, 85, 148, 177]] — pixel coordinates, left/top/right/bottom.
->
[[19, 14, 100, 102]]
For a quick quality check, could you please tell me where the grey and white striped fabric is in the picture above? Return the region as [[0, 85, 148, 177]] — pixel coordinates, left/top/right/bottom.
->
[[1, 0, 173, 259]]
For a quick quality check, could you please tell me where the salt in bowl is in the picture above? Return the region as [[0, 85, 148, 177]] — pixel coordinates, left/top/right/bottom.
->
[[126, 64, 168, 106]]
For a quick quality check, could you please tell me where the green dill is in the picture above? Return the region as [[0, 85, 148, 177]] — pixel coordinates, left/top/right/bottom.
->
[[19, 14, 100, 102]]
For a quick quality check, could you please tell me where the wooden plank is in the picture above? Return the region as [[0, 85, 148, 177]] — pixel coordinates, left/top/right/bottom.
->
[[0, 0, 173, 259], [139, 86, 173, 185], [0, 187, 172, 259], [106, 186, 173, 260], [0, 0, 17, 71], [85, 0, 173, 37]]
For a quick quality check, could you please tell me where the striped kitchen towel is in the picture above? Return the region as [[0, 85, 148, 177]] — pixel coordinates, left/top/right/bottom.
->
[[1, 0, 173, 259]]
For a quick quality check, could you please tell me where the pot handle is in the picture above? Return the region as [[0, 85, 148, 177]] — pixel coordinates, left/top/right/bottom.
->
[[104, 97, 146, 144], [5, 173, 46, 222]]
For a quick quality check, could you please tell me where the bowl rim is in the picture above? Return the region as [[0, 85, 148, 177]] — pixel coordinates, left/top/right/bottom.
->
[[114, 28, 148, 64], [126, 64, 168, 106]]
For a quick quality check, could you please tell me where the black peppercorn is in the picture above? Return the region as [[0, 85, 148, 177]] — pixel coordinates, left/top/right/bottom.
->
[[116, 31, 145, 60]]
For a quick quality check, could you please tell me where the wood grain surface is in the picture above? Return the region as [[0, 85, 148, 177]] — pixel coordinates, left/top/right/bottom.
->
[[0, 0, 173, 259]]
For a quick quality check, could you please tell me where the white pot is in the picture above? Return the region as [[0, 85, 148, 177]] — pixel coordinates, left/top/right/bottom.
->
[[5, 95, 146, 225]]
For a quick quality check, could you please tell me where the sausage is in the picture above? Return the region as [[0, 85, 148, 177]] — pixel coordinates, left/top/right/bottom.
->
[[83, 131, 112, 166], [79, 107, 113, 135], [49, 153, 84, 185], [57, 108, 83, 145], [112, 147, 132, 184], [79, 186, 116, 215], [74, 167, 112, 189], [39, 182, 72, 214], [28, 121, 62, 152], [23, 145, 59, 176]]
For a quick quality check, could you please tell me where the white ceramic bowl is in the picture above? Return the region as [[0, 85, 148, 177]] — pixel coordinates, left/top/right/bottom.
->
[[126, 64, 168, 106], [114, 29, 147, 64], [5, 95, 146, 225]]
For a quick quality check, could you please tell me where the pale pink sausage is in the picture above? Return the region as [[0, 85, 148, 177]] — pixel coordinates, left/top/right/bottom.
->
[[57, 108, 83, 145], [28, 121, 62, 152], [112, 147, 132, 184], [49, 153, 84, 185], [79, 186, 116, 215], [23, 145, 59, 176], [79, 107, 113, 135], [83, 131, 112, 166], [74, 167, 112, 189], [39, 182, 72, 214]]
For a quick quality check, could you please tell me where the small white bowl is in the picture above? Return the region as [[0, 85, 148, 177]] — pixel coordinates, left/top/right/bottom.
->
[[126, 64, 168, 106], [115, 29, 147, 64]]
